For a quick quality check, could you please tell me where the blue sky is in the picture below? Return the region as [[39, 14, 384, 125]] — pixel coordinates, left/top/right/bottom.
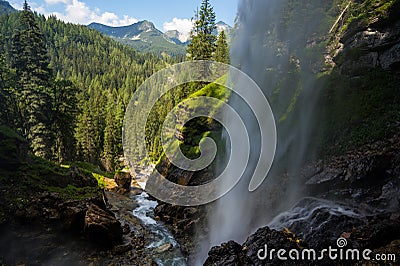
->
[[9, 0, 239, 40]]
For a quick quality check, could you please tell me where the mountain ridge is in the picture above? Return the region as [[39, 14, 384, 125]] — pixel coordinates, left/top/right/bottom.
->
[[0, 0, 16, 15], [88, 20, 187, 56], [88, 19, 232, 56]]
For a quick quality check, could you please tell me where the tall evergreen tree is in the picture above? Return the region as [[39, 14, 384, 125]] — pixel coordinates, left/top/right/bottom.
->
[[213, 31, 230, 64], [75, 103, 96, 163], [11, 1, 53, 159], [187, 0, 217, 60], [50, 79, 78, 162], [0, 51, 15, 126]]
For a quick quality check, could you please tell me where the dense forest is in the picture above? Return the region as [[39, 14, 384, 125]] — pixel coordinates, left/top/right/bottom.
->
[[0, 2, 169, 171], [0, 0, 230, 173], [1, 0, 400, 265]]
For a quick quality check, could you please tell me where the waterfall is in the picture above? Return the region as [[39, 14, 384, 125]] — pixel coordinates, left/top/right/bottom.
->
[[197, 0, 331, 263]]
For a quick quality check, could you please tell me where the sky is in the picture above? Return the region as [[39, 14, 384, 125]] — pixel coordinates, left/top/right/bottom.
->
[[9, 0, 239, 41]]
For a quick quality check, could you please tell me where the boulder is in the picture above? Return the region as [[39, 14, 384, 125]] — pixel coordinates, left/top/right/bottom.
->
[[243, 227, 304, 265], [205, 240, 251, 266], [156, 243, 172, 253], [168, 168, 194, 186], [114, 172, 132, 194], [205, 228, 304, 266], [346, 155, 391, 185], [58, 200, 88, 231], [84, 204, 123, 246], [113, 243, 132, 255]]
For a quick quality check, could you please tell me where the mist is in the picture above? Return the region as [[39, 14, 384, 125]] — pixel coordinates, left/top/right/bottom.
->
[[196, 0, 331, 263]]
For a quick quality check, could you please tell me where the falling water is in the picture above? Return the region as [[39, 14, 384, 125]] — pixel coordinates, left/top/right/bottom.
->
[[197, 0, 334, 263]]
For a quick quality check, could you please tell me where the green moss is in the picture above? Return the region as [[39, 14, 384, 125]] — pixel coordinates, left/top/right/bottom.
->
[[147, 74, 230, 163], [0, 126, 28, 165], [317, 68, 400, 155], [40, 184, 101, 200], [0, 125, 26, 142], [66, 161, 114, 178], [279, 84, 302, 123], [343, 0, 400, 32], [334, 47, 368, 65], [189, 75, 230, 100], [92, 172, 107, 189]]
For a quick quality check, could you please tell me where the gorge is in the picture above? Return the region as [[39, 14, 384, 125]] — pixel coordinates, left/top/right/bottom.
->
[[0, 0, 400, 265]]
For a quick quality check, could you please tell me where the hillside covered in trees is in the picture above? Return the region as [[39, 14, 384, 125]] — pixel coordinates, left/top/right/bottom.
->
[[0, 2, 170, 171], [0, 0, 231, 264]]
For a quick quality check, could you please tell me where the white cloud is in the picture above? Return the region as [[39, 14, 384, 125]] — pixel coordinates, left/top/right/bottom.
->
[[45, 0, 70, 5], [31, 0, 138, 26], [163, 18, 193, 42], [9, 1, 23, 10]]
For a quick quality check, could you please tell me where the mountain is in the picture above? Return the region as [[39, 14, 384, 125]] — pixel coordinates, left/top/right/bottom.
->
[[88, 20, 233, 56], [88, 20, 186, 56], [88, 20, 161, 40], [215, 21, 232, 36], [164, 30, 188, 45], [0, 0, 16, 15]]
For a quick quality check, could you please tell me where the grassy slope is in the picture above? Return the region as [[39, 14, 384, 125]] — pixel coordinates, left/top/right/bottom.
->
[[0, 126, 107, 224], [153, 76, 230, 183], [157, 76, 230, 163]]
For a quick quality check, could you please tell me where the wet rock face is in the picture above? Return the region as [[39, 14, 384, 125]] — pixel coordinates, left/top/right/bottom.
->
[[268, 198, 366, 249], [205, 133, 400, 265], [243, 227, 304, 266], [154, 204, 201, 235], [154, 202, 205, 258], [204, 228, 304, 266], [168, 168, 194, 186], [345, 155, 390, 183], [303, 139, 399, 207], [205, 240, 251, 265], [84, 204, 123, 247], [335, 14, 400, 74]]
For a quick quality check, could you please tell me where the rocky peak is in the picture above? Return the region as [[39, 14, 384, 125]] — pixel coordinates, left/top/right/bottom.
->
[[137, 20, 156, 31]]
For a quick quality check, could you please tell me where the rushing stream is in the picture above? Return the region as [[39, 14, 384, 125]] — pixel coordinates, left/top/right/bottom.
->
[[131, 191, 186, 266], [129, 166, 186, 266]]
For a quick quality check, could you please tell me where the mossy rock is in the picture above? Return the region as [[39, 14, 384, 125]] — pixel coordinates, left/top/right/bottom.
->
[[0, 125, 28, 170]]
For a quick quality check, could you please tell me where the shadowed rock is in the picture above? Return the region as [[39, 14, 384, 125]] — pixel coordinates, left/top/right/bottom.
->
[[84, 204, 123, 246], [114, 172, 132, 194]]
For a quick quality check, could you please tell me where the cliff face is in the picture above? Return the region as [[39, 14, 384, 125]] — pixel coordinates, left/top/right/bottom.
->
[[333, 0, 400, 74], [204, 1, 400, 264], [318, 0, 400, 155]]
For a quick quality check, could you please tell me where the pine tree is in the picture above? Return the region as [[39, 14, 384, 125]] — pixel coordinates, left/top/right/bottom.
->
[[0, 7, 167, 166], [13, 1, 51, 86], [0, 51, 15, 126], [102, 93, 124, 172], [75, 103, 96, 163], [187, 0, 217, 60], [214, 31, 230, 64], [11, 1, 53, 159], [50, 79, 78, 162]]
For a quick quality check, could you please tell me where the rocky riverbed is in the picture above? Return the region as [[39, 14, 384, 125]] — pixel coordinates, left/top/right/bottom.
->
[[1, 124, 399, 266], [201, 133, 400, 265]]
